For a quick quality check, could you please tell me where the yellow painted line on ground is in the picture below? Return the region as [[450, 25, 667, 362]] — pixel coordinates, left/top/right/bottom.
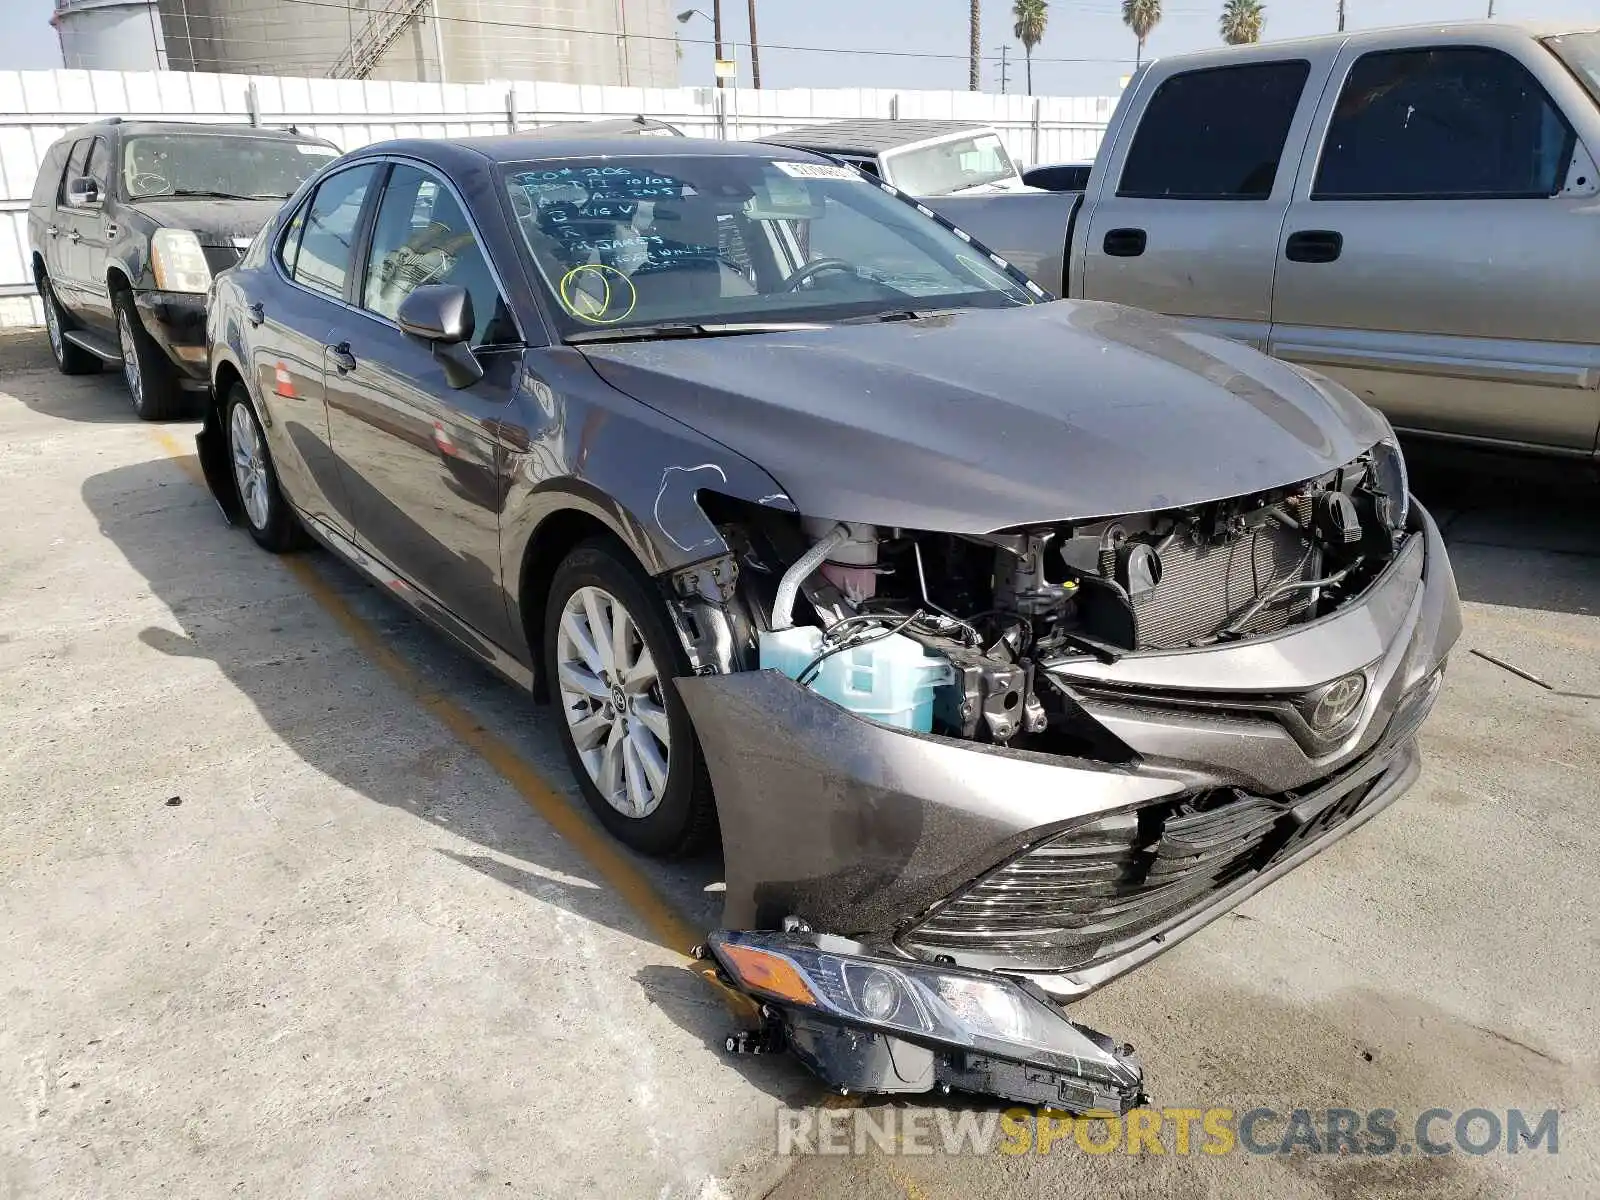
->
[[147, 429, 710, 963]]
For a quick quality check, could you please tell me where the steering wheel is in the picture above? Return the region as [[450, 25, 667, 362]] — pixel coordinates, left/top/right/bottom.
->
[[130, 171, 169, 195], [781, 257, 859, 292]]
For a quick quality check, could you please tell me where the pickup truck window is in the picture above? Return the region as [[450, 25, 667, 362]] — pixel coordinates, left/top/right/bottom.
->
[[1548, 32, 1600, 108], [1314, 47, 1576, 200], [1118, 61, 1310, 200]]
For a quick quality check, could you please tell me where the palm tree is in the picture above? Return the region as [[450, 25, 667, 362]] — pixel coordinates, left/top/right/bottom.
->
[[1013, 0, 1048, 96], [969, 0, 981, 90], [1219, 0, 1264, 45], [1122, 0, 1162, 69]]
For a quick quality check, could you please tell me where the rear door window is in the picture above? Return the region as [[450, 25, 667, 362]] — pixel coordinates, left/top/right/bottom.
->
[[1313, 47, 1576, 199], [288, 164, 378, 300], [1118, 61, 1312, 199]]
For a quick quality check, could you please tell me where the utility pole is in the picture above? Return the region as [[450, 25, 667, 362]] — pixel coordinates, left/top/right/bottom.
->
[[713, 0, 725, 89], [994, 44, 1010, 94], [746, 0, 761, 88], [1486, 0, 1495, 15], [1337, 0, 1345, 32]]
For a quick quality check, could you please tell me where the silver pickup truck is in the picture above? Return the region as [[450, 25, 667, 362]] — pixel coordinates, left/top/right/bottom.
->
[[932, 22, 1600, 458]]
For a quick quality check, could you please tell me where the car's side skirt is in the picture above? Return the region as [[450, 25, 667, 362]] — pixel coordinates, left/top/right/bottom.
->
[[298, 510, 535, 693]]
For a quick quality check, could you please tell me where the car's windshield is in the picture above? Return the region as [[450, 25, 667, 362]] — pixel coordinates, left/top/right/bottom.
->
[[122, 135, 338, 201], [502, 154, 1040, 336], [883, 133, 1019, 195], [1548, 31, 1600, 108]]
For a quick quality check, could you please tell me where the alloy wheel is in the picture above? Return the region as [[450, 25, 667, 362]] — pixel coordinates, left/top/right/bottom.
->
[[44, 291, 62, 361], [555, 585, 672, 819], [118, 310, 143, 411], [228, 402, 271, 531]]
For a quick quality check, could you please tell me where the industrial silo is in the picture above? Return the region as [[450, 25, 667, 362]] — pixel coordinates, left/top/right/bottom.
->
[[53, 0, 170, 71], [147, 0, 678, 86]]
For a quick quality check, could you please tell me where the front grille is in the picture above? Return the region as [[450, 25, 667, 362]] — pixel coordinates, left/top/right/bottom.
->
[[1133, 522, 1313, 649], [901, 748, 1401, 967]]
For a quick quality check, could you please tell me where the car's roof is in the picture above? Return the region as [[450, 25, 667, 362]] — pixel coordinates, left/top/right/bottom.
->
[[61, 119, 331, 142], [756, 119, 995, 157], [344, 133, 830, 169]]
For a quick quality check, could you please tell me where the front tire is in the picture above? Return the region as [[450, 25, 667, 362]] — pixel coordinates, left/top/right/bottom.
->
[[114, 291, 183, 420], [225, 385, 304, 553], [40, 277, 99, 376], [544, 540, 716, 858]]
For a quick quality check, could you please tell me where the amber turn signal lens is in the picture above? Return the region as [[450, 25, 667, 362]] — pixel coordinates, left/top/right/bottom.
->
[[718, 943, 818, 1007]]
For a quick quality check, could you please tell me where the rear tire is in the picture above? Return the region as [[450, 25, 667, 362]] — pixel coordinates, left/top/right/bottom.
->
[[114, 291, 184, 420], [40, 277, 99, 376], [224, 384, 304, 553], [544, 539, 717, 858]]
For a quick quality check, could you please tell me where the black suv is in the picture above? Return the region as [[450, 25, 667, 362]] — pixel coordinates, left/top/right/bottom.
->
[[28, 119, 338, 418]]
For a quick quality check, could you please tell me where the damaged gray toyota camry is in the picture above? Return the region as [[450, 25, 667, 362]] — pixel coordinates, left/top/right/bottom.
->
[[198, 134, 1460, 1114]]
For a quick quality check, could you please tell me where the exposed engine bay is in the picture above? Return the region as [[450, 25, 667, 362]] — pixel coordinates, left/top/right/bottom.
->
[[680, 442, 1410, 753]]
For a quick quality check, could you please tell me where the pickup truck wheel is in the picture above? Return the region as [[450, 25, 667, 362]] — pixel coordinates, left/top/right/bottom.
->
[[545, 540, 717, 858], [114, 293, 183, 420], [40, 277, 99, 376], [225, 385, 305, 553]]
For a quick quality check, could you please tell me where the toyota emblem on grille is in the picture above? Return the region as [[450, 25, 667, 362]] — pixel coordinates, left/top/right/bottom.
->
[[1305, 673, 1368, 733]]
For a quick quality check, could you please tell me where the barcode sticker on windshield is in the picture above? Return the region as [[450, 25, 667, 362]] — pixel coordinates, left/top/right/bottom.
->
[[771, 161, 864, 181]]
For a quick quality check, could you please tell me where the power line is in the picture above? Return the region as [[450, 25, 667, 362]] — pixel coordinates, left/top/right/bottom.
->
[[259, 0, 1143, 64]]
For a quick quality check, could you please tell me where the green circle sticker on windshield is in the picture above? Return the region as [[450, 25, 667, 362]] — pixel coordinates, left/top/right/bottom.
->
[[559, 264, 638, 325]]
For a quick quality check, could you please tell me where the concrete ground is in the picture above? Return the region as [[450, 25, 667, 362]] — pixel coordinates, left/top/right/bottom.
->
[[0, 330, 1595, 1199]]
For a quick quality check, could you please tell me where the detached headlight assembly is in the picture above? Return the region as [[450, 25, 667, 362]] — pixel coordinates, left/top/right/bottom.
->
[[151, 228, 213, 294], [704, 929, 1146, 1112]]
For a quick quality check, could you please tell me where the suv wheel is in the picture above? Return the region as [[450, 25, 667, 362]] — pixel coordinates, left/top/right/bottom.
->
[[40, 277, 99, 376], [225, 385, 304, 553], [114, 292, 183, 420], [544, 539, 717, 858]]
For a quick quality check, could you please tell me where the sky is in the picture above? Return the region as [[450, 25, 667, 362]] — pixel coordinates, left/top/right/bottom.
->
[[4, 0, 1597, 96]]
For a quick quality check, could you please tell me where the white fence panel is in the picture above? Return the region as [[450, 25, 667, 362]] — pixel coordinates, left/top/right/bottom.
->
[[0, 66, 1115, 328]]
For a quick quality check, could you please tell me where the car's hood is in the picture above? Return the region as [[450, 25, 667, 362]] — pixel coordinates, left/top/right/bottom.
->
[[121, 197, 285, 246], [582, 300, 1389, 533]]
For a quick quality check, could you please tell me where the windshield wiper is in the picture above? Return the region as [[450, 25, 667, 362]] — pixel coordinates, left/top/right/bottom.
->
[[156, 189, 288, 201], [566, 321, 827, 345], [837, 309, 939, 325]]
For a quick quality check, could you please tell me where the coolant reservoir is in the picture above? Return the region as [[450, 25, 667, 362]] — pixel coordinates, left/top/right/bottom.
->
[[759, 627, 952, 732]]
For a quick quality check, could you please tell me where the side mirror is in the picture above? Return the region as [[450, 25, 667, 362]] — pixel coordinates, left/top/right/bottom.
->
[[66, 176, 100, 207], [397, 284, 483, 388]]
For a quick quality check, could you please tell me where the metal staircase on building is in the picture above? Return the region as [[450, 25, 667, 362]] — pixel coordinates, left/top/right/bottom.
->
[[326, 0, 434, 80]]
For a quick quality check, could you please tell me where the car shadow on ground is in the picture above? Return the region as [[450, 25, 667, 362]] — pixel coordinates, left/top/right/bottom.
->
[[1401, 439, 1599, 619], [80, 445, 820, 1103]]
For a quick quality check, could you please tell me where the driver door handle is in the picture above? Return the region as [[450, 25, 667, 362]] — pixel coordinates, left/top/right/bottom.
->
[[46, 225, 59, 239], [328, 342, 357, 373]]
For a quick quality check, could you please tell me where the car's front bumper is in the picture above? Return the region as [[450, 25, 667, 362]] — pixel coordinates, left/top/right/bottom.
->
[[134, 289, 209, 383], [677, 502, 1460, 1001]]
